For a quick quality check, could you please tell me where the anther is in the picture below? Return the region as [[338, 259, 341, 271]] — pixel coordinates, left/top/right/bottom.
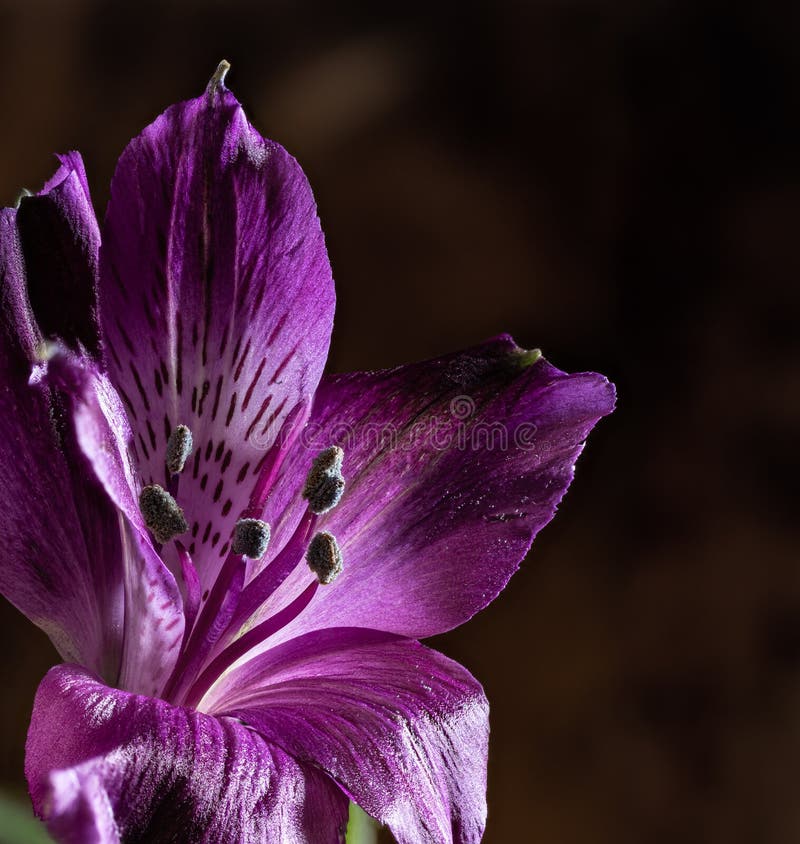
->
[[306, 531, 343, 585], [139, 484, 188, 544], [166, 424, 193, 475], [302, 446, 345, 515], [232, 518, 271, 560]]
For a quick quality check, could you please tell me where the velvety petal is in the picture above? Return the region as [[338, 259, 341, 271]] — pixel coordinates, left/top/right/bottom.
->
[[204, 628, 488, 844], [0, 206, 183, 690], [116, 521, 185, 697], [0, 207, 39, 367], [0, 208, 122, 680], [99, 75, 334, 591], [16, 152, 100, 354], [46, 351, 145, 535], [245, 335, 615, 644], [26, 665, 350, 844], [45, 351, 185, 697]]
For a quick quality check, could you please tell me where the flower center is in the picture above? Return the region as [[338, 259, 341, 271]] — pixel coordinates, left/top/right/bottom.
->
[[145, 428, 347, 708]]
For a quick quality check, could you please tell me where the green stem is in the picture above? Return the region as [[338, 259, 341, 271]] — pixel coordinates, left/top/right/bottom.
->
[[346, 802, 378, 844]]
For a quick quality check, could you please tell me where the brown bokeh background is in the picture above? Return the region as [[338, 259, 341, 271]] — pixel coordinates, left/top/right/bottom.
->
[[1, 1, 799, 841]]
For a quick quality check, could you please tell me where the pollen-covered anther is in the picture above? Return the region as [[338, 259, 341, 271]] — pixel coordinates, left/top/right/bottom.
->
[[306, 531, 343, 585], [302, 445, 345, 515], [166, 424, 193, 475], [139, 484, 188, 544], [232, 518, 271, 560]]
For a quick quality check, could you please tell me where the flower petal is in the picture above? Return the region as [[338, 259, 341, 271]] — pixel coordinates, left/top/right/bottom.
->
[[5, 158, 183, 696], [0, 200, 183, 688], [16, 152, 100, 354], [249, 335, 615, 642], [45, 351, 185, 696], [0, 207, 39, 367], [0, 209, 121, 679], [99, 77, 334, 590], [26, 664, 349, 844], [204, 628, 488, 844]]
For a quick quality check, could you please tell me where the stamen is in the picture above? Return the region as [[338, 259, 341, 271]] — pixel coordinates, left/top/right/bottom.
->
[[162, 552, 246, 705], [166, 424, 193, 475], [232, 518, 271, 560], [182, 580, 318, 710], [306, 531, 343, 585], [302, 445, 345, 515], [139, 484, 188, 544], [222, 510, 316, 647]]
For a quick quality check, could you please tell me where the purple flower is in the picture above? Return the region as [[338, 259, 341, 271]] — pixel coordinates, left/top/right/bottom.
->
[[0, 63, 615, 843]]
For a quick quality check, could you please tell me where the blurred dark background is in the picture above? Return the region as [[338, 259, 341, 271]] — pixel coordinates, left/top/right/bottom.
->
[[1, 1, 799, 841]]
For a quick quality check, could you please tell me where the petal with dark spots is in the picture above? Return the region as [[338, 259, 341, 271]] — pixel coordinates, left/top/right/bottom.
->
[[99, 77, 334, 592]]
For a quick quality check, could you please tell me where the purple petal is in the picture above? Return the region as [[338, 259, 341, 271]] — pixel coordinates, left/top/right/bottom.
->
[[47, 351, 144, 533], [0, 207, 39, 368], [0, 208, 122, 678], [176, 542, 202, 644], [0, 381, 123, 679], [0, 303, 182, 695], [249, 336, 614, 644], [16, 152, 100, 354], [1, 166, 177, 687], [45, 351, 185, 696], [99, 78, 334, 591], [44, 762, 118, 844], [26, 664, 349, 844], [205, 628, 488, 844], [115, 518, 184, 697]]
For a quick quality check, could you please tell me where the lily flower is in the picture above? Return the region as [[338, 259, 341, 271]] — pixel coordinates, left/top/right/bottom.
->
[[0, 62, 615, 843]]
